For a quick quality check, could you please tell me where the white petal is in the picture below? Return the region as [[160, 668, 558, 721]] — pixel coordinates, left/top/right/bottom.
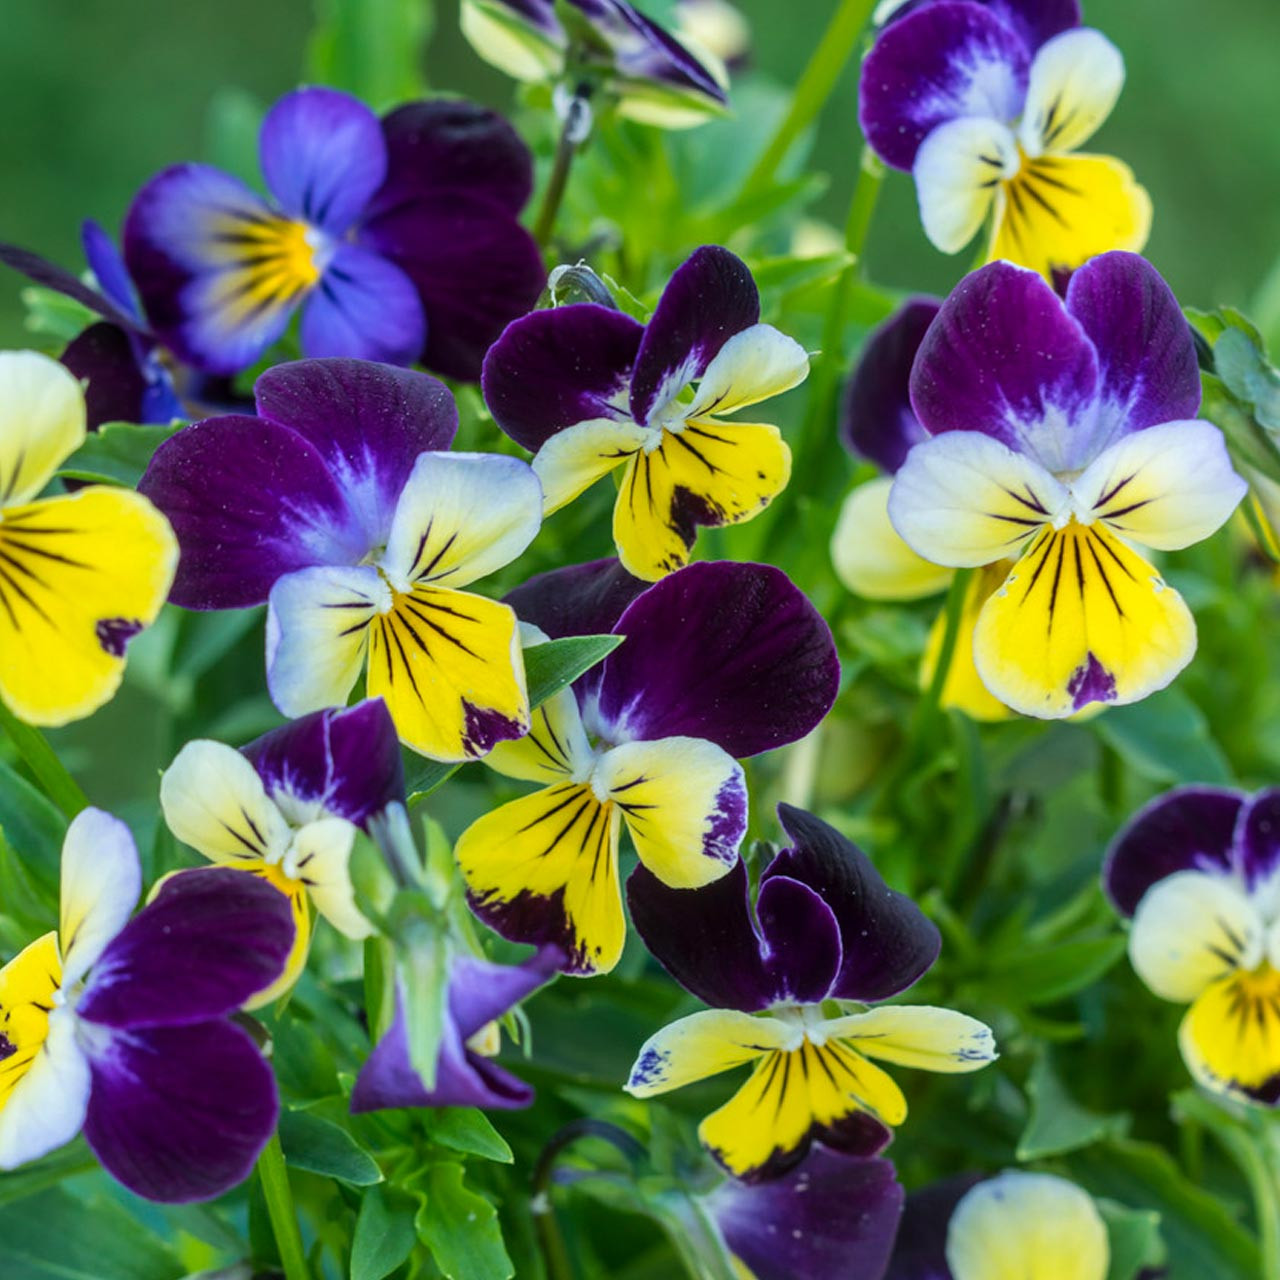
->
[[59, 808, 142, 987], [0, 351, 86, 508], [684, 324, 810, 420], [0, 1010, 90, 1170], [1019, 28, 1125, 157], [913, 117, 1019, 254], [288, 817, 369, 939], [625, 1009, 793, 1098]]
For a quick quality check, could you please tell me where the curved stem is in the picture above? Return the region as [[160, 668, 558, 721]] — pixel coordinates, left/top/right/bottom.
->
[[0, 701, 88, 818], [1244, 1112, 1280, 1279], [535, 86, 593, 248], [257, 1133, 310, 1280]]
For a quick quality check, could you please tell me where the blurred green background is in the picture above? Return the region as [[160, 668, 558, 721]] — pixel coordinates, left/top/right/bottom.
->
[[2, 0, 1278, 347]]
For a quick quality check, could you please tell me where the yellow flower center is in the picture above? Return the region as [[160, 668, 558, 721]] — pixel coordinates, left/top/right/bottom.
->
[[0, 933, 62, 1111], [1183, 962, 1280, 1095]]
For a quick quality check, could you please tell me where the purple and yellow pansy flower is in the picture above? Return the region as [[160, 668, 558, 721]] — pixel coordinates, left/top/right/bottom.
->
[[160, 699, 404, 1005], [139, 358, 543, 761], [456, 559, 839, 976], [0, 808, 294, 1201], [0, 350, 177, 725], [123, 88, 544, 381], [1105, 785, 1280, 1105], [860, 0, 1151, 278], [483, 245, 809, 581], [625, 805, 996, 1180], [886, 253, 1246, 719]]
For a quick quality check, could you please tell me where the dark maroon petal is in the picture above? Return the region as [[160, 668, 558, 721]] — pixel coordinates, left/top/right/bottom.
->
[[377, 100, 535, 215], [61, 323, 150, 430], [138, 413, 367, 609], [78, 867, 295, 1028], [83, 1020, 278, 1203], [770, 805, 941, 1002], [360, 191, 545, 382], [740, 1112, 895, 1185], [884, 1175, 983, 1280], [0, 240, 140, 331], [858, 1, 1029, 171], [596, 562, 839, 759], [985, 0, 1079, 49], [1102, 786, 1244, 917], [756, 875, 843, 1005], [841, 297, 940, 473], [629, 246, 759, 426], [710, 1149, 904, 1280], [482, 304, 644, 452]]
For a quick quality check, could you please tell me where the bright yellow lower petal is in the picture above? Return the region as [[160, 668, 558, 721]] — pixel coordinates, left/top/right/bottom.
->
[[483, 686, 592, 784], [0, 488, 176, 725], [921, 561, 1015, 721], [972, 520, 1195, 719], [1179, 965, 1280, 1101], [242, 865, 312, 1010], [0, 932, 60, 1112], [368, 585, 529, 762], [823, 1006, 997, 1074], [454, 783, 625, 975], [988, 152, 1152, 281]]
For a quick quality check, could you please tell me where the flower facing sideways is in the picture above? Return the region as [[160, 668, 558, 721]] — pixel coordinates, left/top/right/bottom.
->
[[887, 253, 1246, 719], [860, 0, 1150, 278], [457, 559, 838, 976], [0, 808, 294, 1201], [483, 245, 809, 581], [139, 358, 542, 761], [0, 350, 176, 725], [625, 805, 996, 1180]]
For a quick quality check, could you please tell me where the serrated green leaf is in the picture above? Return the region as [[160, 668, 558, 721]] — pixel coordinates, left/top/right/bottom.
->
[[58, 421, 182, 488], [278, 1110, 383, 1186], [352, 1185, 418, 1280], [1093, 688, 1231, 785], [1018, 1053, 1129, 1160], [427, 1109, 514, 1163], [416, 1162, 513, 1280]]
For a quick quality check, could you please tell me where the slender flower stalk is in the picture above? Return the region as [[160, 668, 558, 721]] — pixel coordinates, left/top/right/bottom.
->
[[256, 1133, 311, 1280], [534, 84, 594, 247]]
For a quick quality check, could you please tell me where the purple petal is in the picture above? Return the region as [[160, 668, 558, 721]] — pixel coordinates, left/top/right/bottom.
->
[[1102, 786, 1244, 917], [60, 323, 151, 430], [588, 0, 728, 104], [450, 945, 564, 1039], [78, 867, 295, 1028], [300, 243, 426, 365], [259, 87, 387, 232], [0, 240, 140, 332], [909, 261, 1101, 471], [596, 562, 839, 759], [629, 246, 759, 426], [710, 1149, 904, 1280], [505, 558, 649, 640], [841, 297, 940, 473], [858, 1, 1029, 171], [483, 304, 644, 452], [81, 220, 140, 319], [83, 1020, 278, 1203], [360, 190, 544, 382], [756, 875, 844, 1004], [138, 412, 366, 609], [770, 805, 941, 1002], [244, 700, 405, 828], [884, 1175, 983, 1280], [1064, 252, 1201, 436], [377, 100, 535, 216], [1235, 790, 1280, 892], [984, 0, 1079, 50]]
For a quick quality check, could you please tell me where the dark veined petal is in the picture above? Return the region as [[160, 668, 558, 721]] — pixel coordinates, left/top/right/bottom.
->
[[596, 562, 839, 758]]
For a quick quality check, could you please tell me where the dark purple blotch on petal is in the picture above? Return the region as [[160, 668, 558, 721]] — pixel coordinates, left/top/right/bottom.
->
[[94, 617, 143, 658], [463, 703, 530, 759], [1067, 652, 1117, 712], [468, 884, 599, 976], [723, 1111, 894, 1185]]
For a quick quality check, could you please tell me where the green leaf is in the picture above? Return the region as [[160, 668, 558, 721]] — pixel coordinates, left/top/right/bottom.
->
[[306, 0, 434, 107], [58, 421, 182, 488], [1093, 688, 1231, 785], [0, 1141, 98, 1208], [171, 608, 263, 681], [1099, 1199, 1165, 1280], [986, 934, 1127, 1007], [426, 1109, 514, 1164], [352, 1185, 418, 1280], [748, 250, 856, 299], [0, 757, 65, 894], [20, 286, 98, 343], [1018, 1053, 1129, 1160], [416, 1162, 514, 1280], [278, 1110, 383, 1186]]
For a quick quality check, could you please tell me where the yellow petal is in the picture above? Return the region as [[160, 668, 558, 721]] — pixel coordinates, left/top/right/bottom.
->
[[0, 352, 86, 507], [684, 325, 809, 420], [822, 1005, 997, 1074], [483, 684, 593, 784], [532, 418, 647, 515], [625, 1009, 791, 1097], [0, 932, 61, 1111], [242, 866, 312, 1011], [1179, 965, 1280, 1101]]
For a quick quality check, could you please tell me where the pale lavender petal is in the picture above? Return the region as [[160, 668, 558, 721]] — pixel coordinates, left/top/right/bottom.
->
[[450, 945, 564, 1039]]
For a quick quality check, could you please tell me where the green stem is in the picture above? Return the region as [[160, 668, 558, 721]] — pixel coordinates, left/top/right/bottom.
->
[[257, 1133, 310, 1280], [0, 701, 88, 818], [534, 86, 592, 248], [740, 0, 878, 196], [1244, 1112, 1280, 1280]]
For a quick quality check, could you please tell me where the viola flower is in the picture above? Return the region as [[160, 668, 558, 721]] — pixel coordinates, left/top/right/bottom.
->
[[0, 807, 294, 1202], [124, 88, 544, 381], [0, 350, 177, 725], [351, 944, 561, 1113], [625, 805, 996, 1180], [160, 699, 405, 1005], [139, 358, 543, 761], [887, 253, 1247, 719], [859, 0, 1151, 278], [460, 0, 728, 128], [1104, 785, 1280, 1104], [675, 0, 751, 72], [456, 559, 839, 976], [483, 245, 809, 581]]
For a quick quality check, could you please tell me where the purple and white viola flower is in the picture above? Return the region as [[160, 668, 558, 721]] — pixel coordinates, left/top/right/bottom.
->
[[0, 808, 294, 1202], [351, 944, 561, 1113], [625, 805, 996, 1180], [455, 559, 839, 977], [1105, 786, 1280, 1105], [460, 0, 728, 128], [139, 358, 544, 762], [886, 252, 1246, 719], [159, 699, 404, 1005], [483, 245, 809, 581], [859, 0, 1150, 279], [123, 88, 544, 381]]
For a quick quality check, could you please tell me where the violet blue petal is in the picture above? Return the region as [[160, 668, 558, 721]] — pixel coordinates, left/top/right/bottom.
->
[[756, 874, 844, 1005], [596, 562, 839, 758], [771, 805, 941, 1001], [83, 1019, 278, 1203], [858, 1, 1030, 171], [984, 0, 1079, 50], [78, 867, 295, 1029], [884, 1175, 983, 1280], [841, 297, 940, 473], [629, 246, 759, 426], [710, 1148, 904, 1280], [259, 87, 387, 233], [450, 945, 564, 1039], [1102, 786, 1244, 917], [140, 363, 186, 424], [482, 304, 645, 452], [60, 323, 151, 430], [0, 240, 140, 332], [81, 220, 140, 319], [138, 413, 366, 609]]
